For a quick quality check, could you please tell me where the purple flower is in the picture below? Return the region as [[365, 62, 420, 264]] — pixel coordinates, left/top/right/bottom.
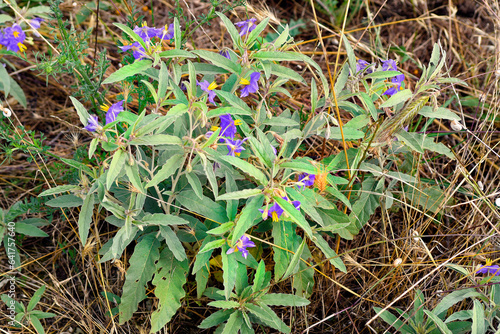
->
[[270, 145, 277, 156], [198, 80, 217, 104], [0, 24, 27, 52], [356, 60, 373, 74], [219, 50, 231, 59], [103, 101, 124, 125], [381, 59, 404, 97], [227, 235, 256, 259], [240, 72, 260, 97], [382, 59, 397, 71], [30, 18, 44, 29], [119, 42, 146, 60], [235, 18, 257, 36], [298, 173, 316, 189], [224, 138, 247, 157], [84, 115, 100, 132], [158, 23, 174, 40], [383, 73, 405, 96], [133, 23, 159, 41], [259, 197, 301, 222], [477, 265, 500, 276], [30, 18, 44, 37], [219, 114, 240, 138]]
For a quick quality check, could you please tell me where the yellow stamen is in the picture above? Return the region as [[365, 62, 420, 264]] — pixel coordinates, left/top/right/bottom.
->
[[235, 152, 241, 157], [13, 31, 19, 38], [234, 120, 242, 126], [271, 211, 279, 222], [486, 258, 494, 266], [101, 104, 110, 112], [208, 81, 218, 90], [210, 126, 219, 132], [240, 78, 250, 85], [17, 43, 27, 52], [141, 21, 147, 27]]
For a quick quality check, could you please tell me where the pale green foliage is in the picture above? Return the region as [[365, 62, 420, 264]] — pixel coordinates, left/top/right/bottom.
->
[[42, 12, 465, 333]]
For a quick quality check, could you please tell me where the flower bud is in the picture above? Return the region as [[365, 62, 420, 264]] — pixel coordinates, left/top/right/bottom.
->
[[450, 120, 464, 131], [2, 107, 12, 118]]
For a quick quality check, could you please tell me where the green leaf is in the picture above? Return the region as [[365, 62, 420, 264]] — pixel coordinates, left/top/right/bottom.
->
[[311, 232, 346, 273], [269, 63, 305, 83], [206, 106, 252, 118], [107, 150, 126, 189], [221, 310, 243, 334], [186, 172, 203, 199], [365, 70, 402, 80], [30, 316, 45, 334], [159, 49, 195, 59], [414, 289, 424, 325], [27, 285, 45, 312], [45, 194, 83, 208], [159, 226, 187, 261], [114, 23, 147, 49], [192, 50, 241, 74], [199, 238, 226, 254], [15, 223, 48, 237], [199, 309, 233, 329], [260, 293, 310, 306], [142, 214, 190, 226], [471, 299, 486, 334], [231, 195, 264, 245], [380, 89, 413, 108], [218, 155, 267, 185], [128, 134, 182, 146], [215, 90, 253, 114], [252, 260, 266, 294], [208, 300, 241, 309], [59, 157, 93, 175], [69, 96, 90, 127], [373, 307, 415, 334], [282, 238, 306, 280], [418, 106, 460, 121], [423, 136, 454, 159], [342, 34, 357, 74], [150, 248, 188, 333], [349, 177, 383, 231], [173, 17, 181, 49], [8, 78, 27, 108], [425, 310, 452, 334], [0, 65, 11, 96], [119, 234, 161, 324], [176, 190, 227, 224], [78, 193, 94, 245], [274, 196, 312, 238], [216, 12, 242, 53], [245, 302, 291, 333], [207, 222, 234, 235], [39, 185, 79, 197], [222, 246, 238, 299], [146, 154, 184, 188], [103, 60, 152, 84], [262, 117, 299, 127], [433, 288, 482, 319], [217, 188, 262, 201]]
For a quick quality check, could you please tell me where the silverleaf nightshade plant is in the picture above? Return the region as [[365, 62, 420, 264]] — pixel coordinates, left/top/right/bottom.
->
[[44, 13, 464, 334]]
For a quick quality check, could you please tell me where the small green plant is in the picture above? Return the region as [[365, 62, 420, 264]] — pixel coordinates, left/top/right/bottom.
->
[[41, 9, 465, 333], [0, 200, 50, 269], [375, 274, 500, 334], [0, 0, 50, 107], [1, 285, 56, 334]]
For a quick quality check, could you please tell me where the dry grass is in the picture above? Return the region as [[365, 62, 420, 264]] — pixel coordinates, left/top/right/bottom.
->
[[0, 0, 499, 333]]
